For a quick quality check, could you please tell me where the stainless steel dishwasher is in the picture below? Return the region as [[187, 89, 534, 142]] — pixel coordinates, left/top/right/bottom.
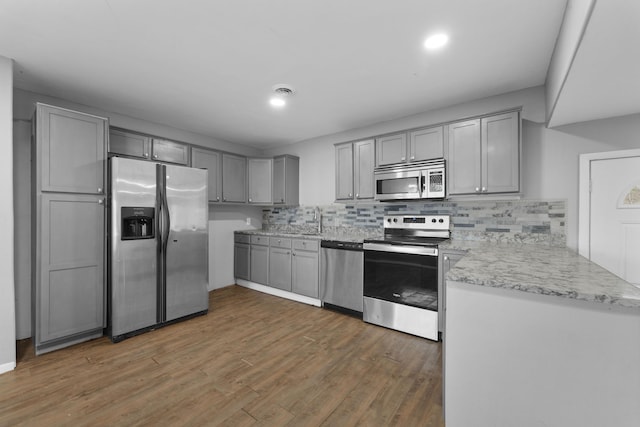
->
[[320, 240, 363, 315]]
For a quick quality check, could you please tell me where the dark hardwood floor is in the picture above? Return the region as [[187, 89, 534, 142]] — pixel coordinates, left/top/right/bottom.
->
[[0, 286, 444, 426]]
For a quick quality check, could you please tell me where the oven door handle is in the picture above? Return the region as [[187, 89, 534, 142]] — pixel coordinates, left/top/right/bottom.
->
[[363, 243, 438, 256]]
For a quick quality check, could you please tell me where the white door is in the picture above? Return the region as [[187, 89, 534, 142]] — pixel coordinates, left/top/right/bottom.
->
[[587, 154, 640, 285]]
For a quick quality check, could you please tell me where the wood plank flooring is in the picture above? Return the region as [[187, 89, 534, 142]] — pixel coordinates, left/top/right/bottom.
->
[[0, 286, 444, 426]]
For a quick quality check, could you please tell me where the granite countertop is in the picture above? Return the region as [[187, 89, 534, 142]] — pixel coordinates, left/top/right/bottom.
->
[[235, 229, 383, 243], [445, 240, 640, 309]]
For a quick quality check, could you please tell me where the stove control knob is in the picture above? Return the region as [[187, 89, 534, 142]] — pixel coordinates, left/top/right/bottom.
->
[[432, 218, 437, 223], [439, 219, 444, 223], [393, 218, 398, 223]]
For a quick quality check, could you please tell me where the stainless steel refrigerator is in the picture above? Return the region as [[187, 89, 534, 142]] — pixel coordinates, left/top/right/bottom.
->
[[108, 157, 208, 342]]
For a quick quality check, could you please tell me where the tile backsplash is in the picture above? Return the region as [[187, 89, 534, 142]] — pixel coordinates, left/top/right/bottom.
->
[[263, 199, 566, 246]]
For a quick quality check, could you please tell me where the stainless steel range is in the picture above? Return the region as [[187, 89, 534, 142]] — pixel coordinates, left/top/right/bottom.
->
[[363, 214, 451, 341]]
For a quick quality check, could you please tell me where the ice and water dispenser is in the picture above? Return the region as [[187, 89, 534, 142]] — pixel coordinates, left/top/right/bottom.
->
[[121, 207, 155, 240]]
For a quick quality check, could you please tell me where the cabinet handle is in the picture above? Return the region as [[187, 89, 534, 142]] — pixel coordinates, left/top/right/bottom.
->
[[444, 256, 449, 260], [216, 197, 220, 201], [97, 187, 102, 193], [475, 187, 480, 192], [349, 193, 352, 197], [482, 187, 487, 192], [144, 152, 149, 157], [98, 199, 104, 205], [292, 253, 296, 256], [223, 198, 226, 202], [356, 193, 359, 198], [410, 156, 415, 160], [401, 157, 406, 161], [280, 198, 284, 202], [153, 154, 158, 159], [248, 198, 252, 202]]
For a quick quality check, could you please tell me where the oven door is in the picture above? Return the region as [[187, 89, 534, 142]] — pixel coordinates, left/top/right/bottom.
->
[[363, 243, 438, 311], [374, 169, 422, 201]]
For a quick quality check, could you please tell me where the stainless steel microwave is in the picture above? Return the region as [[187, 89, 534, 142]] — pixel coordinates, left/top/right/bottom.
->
[[374, 159, 445, 201]]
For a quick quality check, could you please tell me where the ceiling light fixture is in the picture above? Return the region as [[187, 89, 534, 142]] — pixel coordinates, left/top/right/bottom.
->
[[269, 84, 295, 108], [424, 33, 449, 50]]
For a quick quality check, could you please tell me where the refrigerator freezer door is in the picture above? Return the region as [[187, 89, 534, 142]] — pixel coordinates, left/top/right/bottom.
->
[[164, 165, 209, 321], [110, 158, 158, 337]]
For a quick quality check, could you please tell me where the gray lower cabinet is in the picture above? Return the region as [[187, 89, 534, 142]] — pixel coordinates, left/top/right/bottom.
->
[[292, 239, 319, 298], [222, 153, 247, 203], [151, 138, 190, 165], [33, 103, 108, 355], [248, 158, 273, 204], [108, 128, 151, 160], [234, 234, 250, 281], [192, 147, 222, 203], [250, 236, 269, 284]]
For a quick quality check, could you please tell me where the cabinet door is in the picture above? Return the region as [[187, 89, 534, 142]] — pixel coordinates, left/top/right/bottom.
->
[[234, 243, 250, 281], [269, 247, 292, 291], [192, 148, 222, 203], [354, 139, 375, 200], [335, 143, 354, 200], [222, 154, 247, 203], [292, 249, 319, 298], [37, 194, 105, 345], [447, 119, 481, 195], [248, 158, 273, 204], [273, 155, 300, 205], [376, 133, 407, 166], [37, 104, 106, 195], [409, 126, 444, 161], [482, 111, 520, 193], [109, 129, 151, 159], [151, 138, 189, 165], [250, 245, 269, 284]]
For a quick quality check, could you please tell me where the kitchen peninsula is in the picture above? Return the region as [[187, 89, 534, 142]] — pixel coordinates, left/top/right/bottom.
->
[[443, 242, 640, 427]]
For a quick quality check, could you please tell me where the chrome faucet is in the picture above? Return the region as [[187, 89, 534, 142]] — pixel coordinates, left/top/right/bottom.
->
[[314, 206, 322, 234]]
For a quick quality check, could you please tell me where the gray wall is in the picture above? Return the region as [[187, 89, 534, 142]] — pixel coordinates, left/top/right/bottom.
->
[[0, 55, 16, 374]]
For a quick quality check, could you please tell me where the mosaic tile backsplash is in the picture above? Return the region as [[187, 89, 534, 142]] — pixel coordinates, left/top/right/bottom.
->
[[262, 199, 566, 246]]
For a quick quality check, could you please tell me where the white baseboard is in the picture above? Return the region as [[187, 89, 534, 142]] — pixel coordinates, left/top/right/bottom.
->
[[236, 279, 322, 307], [0, 361, 16, 375]]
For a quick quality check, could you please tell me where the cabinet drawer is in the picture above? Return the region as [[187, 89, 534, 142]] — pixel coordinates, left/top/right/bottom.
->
[[235, 233, 251, 244], [251, 235, 269, 246], [269, 237, 292, 249], [293, 239, 319, 252]]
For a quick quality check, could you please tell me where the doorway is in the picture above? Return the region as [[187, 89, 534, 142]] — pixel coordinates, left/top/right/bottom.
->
[[579, 149, 640, 286]]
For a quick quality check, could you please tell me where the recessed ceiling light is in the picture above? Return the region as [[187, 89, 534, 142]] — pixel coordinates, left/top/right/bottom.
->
[[424, 33, 449, 50], [269, 84, 295, 108], [269, 97, 286, 107]]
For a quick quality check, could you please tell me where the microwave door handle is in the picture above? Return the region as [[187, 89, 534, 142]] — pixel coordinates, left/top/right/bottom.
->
[[420, 172, 426, 197]]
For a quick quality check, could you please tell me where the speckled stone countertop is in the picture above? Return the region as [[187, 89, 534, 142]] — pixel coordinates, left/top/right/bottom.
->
[[445, 240, 640, 309], [234, 229, 383, 243]]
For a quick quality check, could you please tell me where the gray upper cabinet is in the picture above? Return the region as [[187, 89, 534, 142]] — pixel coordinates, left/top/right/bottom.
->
[[376, 133, 406, 166], [447, 111, 520, 196], [248, 158, 273, 204], [335, 142, 354, 200], [273, 155, 299, 206], [481, 111, 520, 193], [191, 147, 222, 203], [37, 104, 107, 195], [222, 153, 247, 203], [108, 128, 151, 160], [447, 119, 481, 195], [151, 138, 189, 165], [353, 139, 375, 200], [409, 126, 444, 161]]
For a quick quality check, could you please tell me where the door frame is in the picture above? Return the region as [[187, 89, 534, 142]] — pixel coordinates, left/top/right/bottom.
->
[[578, 148, 640, 259]]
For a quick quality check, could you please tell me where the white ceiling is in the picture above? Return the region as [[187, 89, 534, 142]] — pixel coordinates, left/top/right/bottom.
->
[[0, 0, 567, 148]]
